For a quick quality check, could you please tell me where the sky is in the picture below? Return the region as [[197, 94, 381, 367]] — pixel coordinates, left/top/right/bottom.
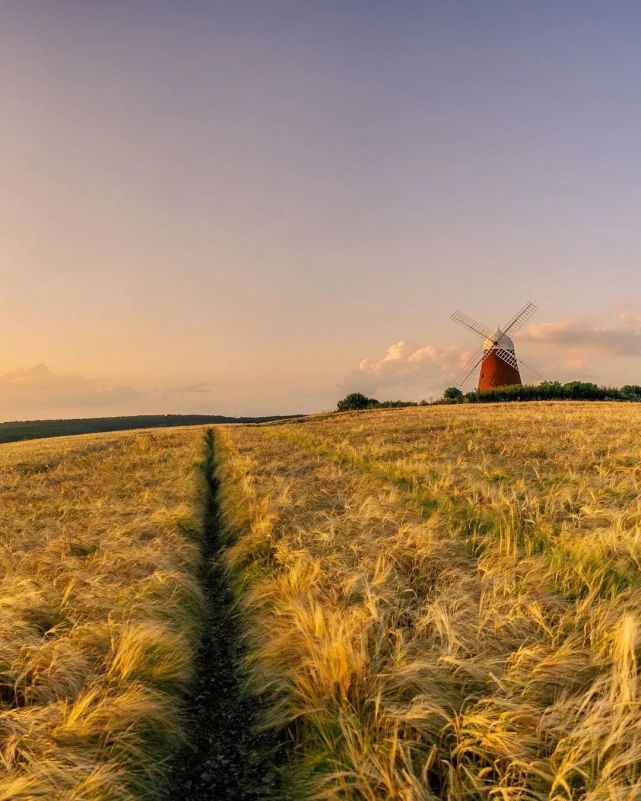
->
[[2, 1, 641, 419]]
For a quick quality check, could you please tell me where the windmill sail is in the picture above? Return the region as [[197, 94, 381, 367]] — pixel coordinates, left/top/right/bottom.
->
[[456, 347, 487, 388], [450, 311, 494, 340], [515, 356, 545, 385], [451, 302, 541, 391], [502, 302, 537, 337], [493, 347, 519, 371]]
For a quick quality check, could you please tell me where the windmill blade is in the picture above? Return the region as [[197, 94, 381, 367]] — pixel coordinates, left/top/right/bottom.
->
[[517, 356, 545, 385], [451, 311, 494, 341], [456, 347, 487, 388], [494, 347, 545, 384], [494, 346, 519, 371], [502, 302, 537, 337]]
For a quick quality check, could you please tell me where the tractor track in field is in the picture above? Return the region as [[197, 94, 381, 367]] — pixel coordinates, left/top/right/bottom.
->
[[164, 430, 282, 801]]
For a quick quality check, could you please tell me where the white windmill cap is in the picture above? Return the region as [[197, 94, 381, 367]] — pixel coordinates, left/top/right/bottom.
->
[[483, 329, 515, 351]]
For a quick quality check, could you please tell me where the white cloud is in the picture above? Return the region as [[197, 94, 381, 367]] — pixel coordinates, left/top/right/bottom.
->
[[341, 340, 468, 396]]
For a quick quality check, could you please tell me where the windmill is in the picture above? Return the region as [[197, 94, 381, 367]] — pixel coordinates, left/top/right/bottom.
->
[[451, 301, 542, 391]]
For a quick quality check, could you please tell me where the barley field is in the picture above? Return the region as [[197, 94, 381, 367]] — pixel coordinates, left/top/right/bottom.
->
[[3, 404, 641, 801], [0, 428, 207, 800], [217, 402, 641, 801]]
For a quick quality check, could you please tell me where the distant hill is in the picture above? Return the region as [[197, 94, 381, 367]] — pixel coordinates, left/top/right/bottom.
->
[[0, 413, 301, 444]]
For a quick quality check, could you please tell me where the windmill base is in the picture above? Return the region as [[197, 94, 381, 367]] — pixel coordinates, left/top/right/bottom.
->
[[478, 350, 522, 391]]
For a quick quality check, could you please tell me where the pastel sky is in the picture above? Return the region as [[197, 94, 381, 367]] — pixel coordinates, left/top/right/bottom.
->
[[2, 1, 641, 419]]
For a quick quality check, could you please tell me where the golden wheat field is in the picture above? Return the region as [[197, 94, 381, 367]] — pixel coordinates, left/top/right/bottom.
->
[[3, 403, 641, 801], [0, 427, 207, 800], [217, 402, 641, 801]]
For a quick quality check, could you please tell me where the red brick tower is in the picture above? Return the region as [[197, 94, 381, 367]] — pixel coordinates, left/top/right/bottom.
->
[[478, 332, 522, 390]]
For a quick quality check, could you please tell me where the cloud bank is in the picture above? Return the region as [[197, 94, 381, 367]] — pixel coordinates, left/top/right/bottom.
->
[[0, 364, 217, 421], [0, 364, 140, 417], [343, 315, 641, 398], [521, 318, 641, 357]]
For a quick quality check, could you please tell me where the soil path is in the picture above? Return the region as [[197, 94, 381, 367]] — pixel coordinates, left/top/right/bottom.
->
[[165, 430, 281, 800]]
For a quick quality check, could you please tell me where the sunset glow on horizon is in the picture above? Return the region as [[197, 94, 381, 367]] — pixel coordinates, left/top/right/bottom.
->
[[2, 1, 641, 419]]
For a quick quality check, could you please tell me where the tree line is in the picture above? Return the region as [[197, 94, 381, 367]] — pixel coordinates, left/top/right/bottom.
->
[[337, 382, 641, 411]]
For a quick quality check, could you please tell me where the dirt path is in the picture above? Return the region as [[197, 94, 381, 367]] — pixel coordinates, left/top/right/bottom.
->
[[165, 430, 282, 800]]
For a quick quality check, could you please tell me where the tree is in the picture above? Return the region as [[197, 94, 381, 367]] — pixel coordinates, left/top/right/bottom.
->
[[337, 392, 379, 411], [443, 387, 463, 400]]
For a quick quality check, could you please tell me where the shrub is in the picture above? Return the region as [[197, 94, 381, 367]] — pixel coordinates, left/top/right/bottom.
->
[[337, 393, 380, 411], [337, 394, 419, 411], [621, 384, 641, 399]]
